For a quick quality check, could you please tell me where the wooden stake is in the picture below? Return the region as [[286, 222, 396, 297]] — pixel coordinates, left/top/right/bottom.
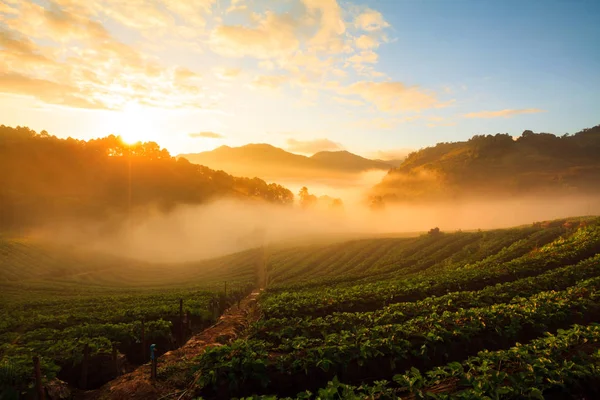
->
[[33, 356, 45, 400], [150, 344, 157, 381], [80, 344, 89, 390]]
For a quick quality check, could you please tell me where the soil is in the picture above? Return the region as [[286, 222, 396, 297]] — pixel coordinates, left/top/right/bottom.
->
[[74, 290, 262, 400]]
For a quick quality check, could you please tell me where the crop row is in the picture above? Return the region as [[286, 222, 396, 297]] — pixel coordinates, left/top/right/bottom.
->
[[261, 224, 600, 318], [268, 226, 560, 292], [0, 283, 252, 335], [194, 277, 600, 398], [254, 253, 600, 343], [247, 322, 600, 399], [0, 285, 254, 394]]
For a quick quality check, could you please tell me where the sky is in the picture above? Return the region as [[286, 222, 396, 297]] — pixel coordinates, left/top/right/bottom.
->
[[1, 0, 599, 159]]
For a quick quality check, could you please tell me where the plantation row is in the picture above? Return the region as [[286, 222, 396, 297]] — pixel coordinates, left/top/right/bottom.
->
[[248, 323, 600, 399], [266, 226, 563, 291], [262, 223, 600, 318], [0, 284, 253, 394], [254, 254, 600, 344], [0, 235, 265, 397], [196, 278, 600, 397], [186, 217, 600, 398]]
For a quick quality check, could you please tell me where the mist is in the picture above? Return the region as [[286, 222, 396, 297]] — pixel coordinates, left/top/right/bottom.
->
[[43, 190, 600, 263]]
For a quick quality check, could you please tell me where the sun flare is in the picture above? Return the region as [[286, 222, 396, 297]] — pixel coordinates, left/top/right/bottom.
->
[[110, 104, 160, 144]]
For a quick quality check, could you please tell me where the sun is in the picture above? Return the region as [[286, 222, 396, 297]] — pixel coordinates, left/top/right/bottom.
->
[[110, 104, 161, 145]]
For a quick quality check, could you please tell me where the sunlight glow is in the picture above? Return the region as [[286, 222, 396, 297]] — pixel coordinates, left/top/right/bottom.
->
[[108, 103, 161, 144]]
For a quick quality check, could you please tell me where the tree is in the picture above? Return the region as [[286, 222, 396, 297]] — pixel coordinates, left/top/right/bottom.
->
[[428, 227, 441, 235], [298, 186, 317, 209], [521, 130, 534, 138]]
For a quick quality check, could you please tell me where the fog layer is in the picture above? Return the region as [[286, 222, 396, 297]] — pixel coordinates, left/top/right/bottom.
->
[[47, 191, 600, 263]]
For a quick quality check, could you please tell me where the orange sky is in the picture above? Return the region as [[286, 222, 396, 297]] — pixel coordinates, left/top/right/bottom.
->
[[1, 0, 598, 157]]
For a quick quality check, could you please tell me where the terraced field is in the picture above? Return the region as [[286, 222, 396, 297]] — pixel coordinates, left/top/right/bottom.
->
[[3, 216, 600, 399], [189, 216, 600, 399], [0, 238, 259, 396]]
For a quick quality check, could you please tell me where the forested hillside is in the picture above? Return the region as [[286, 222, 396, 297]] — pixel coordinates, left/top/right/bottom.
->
[[372, 125, 600, 203], [0, 125, 294, 230]]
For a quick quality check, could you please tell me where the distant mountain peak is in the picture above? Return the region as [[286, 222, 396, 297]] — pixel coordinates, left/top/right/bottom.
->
[[178, 143, 393, 180]]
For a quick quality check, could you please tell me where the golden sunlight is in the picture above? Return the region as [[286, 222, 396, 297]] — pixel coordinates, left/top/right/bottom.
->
[[109, 104, 161, 144]]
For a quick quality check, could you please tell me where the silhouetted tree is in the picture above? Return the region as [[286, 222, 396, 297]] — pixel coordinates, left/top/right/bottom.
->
[[428, 227, 441, 235], [298, 186, 317, 209]]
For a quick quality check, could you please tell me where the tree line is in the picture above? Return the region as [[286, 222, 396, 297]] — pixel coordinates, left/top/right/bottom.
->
[[373, 125, 600, 203], [0, 125, 294, 231]]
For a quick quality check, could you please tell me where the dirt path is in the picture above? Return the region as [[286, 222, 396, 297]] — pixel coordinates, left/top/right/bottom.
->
[[79, 290, 262, 400]]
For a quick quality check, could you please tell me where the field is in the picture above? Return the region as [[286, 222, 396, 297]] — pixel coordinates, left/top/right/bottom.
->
[[190, 216, 600, 399], [2, 216, 600, 399], [0, 237, 258, 396]]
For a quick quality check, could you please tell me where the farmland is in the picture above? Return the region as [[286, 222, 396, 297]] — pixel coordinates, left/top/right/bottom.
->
[[0, 237, 257, 396], [3, 216, 600, 399], [191, 216, 600, 399]]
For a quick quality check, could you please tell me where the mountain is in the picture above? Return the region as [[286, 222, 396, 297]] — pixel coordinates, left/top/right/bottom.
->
[[371, 125, 600, 203], [309, 150, 391, 170], [178, 144, 393, 181], [0, 125, 294, 231]]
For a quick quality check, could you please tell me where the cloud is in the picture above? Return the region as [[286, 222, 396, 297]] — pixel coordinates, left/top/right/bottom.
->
[[174, 67, 199, 84], [286, 138, 343, 154], [354, 8, 389, 32], [463, 108, 546, 119], [53, 0, 215, 33], [214, 67, 241, 80], [344, 81, 440, 112], [333, 96, 364, 106], [226, 0, 246, 14], [0, 28, 55, 66], [0, 2, 216, 111], [0, 72, 108, 109], [303, 0, 346, 53], [209, 12, 300, 59], [348, 50, 378, 64], [0, 2, 18, 15], [251, 74, 289, 89], [355, 34, 379, 49], [189, 131, 224, 139], [0, 0, 399, 114]]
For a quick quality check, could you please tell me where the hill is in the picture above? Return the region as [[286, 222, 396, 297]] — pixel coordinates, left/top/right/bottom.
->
[[5, 216, 600, 398], [372, 125, 600, 203], [0, 125, 293, 231], [178, 144, 393, 181]]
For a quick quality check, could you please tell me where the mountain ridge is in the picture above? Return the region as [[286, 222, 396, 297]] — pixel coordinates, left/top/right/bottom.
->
[[178, 144, 394, 180]]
